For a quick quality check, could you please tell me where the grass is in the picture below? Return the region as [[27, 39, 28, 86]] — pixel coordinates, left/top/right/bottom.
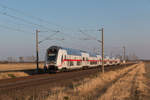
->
[[0, 63, 44, 71], [7, 74, 16, 78], [63, 96, 69, 100], [0, 72, 29, 79], [1, 63, 147, 100], [0, 63, 44, 79], [45, 64, 138, 100]]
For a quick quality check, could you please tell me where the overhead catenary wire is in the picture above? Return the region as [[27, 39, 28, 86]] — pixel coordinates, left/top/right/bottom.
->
[[38, 30, 80, 44], [0, 3, 64, 29], [0, 3, 99, 36], [0, 3, 102, 47], [38, 31, 61, 44], [0, 4, 99, 40], [0, 10, 81, 43], [0, 24, 33, 34], [1, 17, 35, 29], [79, 29, 98, 41], [0, 11, 59, 32]]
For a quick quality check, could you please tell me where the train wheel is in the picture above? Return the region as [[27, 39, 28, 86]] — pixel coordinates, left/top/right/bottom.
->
[[82, 66, 88, 70], [61, 68, 67, 72]]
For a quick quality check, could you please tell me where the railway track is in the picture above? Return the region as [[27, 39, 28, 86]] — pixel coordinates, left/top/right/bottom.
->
[[0, 63, 135, 99]]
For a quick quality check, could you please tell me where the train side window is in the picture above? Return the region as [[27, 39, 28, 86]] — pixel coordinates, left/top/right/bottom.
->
[[83, 57, 85, 61], [90, 59, 92, 65], [95, 61, 97, 64], [86, 58, 88, 64], [77, 61, 81, 66], [67, 56, 70, 66], [70, 61, 74, 66], [61, 55, 63, 62], [68, 61, 70, 66], [86, 58, 88, 61]]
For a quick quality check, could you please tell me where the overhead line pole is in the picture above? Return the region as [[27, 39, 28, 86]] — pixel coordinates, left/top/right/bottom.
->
[[98, 27, 104, 74], [101, 28, 104, 74], [123, 46, 126, 64], [36, 29, 40, 73], [35, 29, 63, 73]]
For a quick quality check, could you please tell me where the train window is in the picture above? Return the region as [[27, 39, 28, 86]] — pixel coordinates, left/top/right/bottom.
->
[[77, 61, 81, 66], [61, 55, 63, 62], [90, 61, 92, 65], [47, 54, 57, 62], [95, 61, 97, 64], [68, 61, 70, 66], [86, 58, 88, 64], [70, 61, 74, 66], [83, 57, 85, 61], [47, 48, 58, 62], [104, 60, 107, 64], [86, 58, 88, 61], [90, 60, 93, 65], [74, 57, 76, 66]]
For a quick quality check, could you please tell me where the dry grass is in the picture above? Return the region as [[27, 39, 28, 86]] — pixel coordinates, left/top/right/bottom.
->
[[0, 63, 43, 71], [98, 62, 150, 100], [98, 63, 143, 100], [1, 62, 149, 100], [0, 72, 29, 79], [46, 64, 139, 100], [0, 63, 44, 79], [134, 63, 150, 100]]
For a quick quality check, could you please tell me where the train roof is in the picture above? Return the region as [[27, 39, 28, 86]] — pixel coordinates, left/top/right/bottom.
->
[[61, 47, 82, 56], [89, 52, 97, 57], [62, 47, 98, 57], [48, 46, 99, 57]]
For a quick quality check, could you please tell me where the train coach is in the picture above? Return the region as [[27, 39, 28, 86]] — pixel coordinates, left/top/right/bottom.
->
[[44, 46, 120, 72]]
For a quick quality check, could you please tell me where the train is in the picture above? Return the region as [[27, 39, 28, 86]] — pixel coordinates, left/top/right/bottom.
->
[[44, 46, 121, 72]]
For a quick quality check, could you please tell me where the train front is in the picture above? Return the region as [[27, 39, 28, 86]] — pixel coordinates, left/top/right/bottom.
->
[[44, 46, 59, 72]]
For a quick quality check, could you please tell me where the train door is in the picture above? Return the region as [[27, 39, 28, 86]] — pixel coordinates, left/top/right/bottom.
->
[[82, 57, 85, 66]]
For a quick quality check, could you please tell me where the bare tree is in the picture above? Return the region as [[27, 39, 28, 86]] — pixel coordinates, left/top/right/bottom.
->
[[19, 57, 24, 62], [7, 57, 13, 62]]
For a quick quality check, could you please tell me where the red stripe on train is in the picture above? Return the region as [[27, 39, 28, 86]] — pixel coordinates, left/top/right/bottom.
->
[[58, 59, 117, 67]]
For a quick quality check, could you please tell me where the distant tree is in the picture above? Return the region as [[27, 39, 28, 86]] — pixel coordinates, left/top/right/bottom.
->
[[7, 57, 13, 62], [32, 56, 36, 61], [126, 55, 129, 61], [116, 54, 122, 60], [19, 57, 24, 62]]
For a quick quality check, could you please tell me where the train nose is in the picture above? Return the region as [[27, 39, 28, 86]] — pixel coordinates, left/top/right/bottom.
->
[[47, 61, 56, 64]]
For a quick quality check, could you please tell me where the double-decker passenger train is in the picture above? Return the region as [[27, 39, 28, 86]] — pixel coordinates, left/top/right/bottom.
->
[[44, 46, 120, 72]]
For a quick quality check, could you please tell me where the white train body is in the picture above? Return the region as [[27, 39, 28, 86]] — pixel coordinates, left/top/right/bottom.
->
[[44, 46, 120, 72]]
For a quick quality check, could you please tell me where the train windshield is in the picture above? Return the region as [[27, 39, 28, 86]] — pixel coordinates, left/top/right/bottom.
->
[[47, 49, 58, 62]]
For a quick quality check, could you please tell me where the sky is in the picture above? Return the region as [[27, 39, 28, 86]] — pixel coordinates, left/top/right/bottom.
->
[[0, 0, 150, 60]]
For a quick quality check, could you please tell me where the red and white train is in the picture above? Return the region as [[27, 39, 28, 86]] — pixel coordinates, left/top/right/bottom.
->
[[44, 46, 120, 72]]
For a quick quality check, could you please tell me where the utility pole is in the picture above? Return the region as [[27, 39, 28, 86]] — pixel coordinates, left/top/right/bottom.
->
[[98, 27, 104, 73], [123, 46, 126, 64], [36, 29, 40, 73], [101, 27, 104, 73]]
